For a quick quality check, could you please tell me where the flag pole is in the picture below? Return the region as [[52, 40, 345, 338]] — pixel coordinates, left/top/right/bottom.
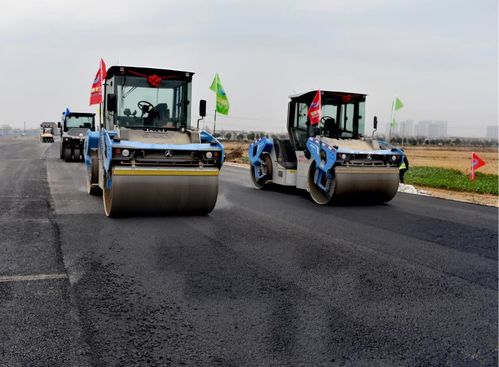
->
[[213, 109, 217, 134], [470, 152, 475, 180], [388, 98, 395, 143]]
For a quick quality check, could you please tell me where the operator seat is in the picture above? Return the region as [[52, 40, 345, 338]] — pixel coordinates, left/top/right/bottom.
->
[[323, 117, 339, 138], [153, 103, 170, 123]]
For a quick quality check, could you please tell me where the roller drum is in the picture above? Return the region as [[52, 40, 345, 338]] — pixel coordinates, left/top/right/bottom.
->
[[333, 166, 400, 202], [103, 167, 219, 216], [308, 165, 400, 204]]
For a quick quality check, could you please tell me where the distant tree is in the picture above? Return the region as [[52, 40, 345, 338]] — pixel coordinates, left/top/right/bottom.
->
[[406, 137, 416, 146], [237, 133, 244, 140], [247, 132, 256, 140], [225, 132, 232, 141]]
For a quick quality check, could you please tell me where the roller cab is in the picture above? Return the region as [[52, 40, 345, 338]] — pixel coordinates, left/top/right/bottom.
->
[[248, 90, 408, 205], [85, 65, 224, 216]]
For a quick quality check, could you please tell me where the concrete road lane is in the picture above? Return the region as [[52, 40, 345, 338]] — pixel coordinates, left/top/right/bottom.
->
[[1, 138, 497, 366]]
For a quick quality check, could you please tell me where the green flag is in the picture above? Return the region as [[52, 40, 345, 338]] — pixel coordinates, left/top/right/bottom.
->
[[210, 73, 229, 115], [394, 97, 404, 110]]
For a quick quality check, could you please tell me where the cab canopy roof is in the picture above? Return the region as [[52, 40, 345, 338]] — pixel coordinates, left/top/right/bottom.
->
[[65, 112, 95, 117], [106, 65, 194, 82], [289, 90, 366, 103]]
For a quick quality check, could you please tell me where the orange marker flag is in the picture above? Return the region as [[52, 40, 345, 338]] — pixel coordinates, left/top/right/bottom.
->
[[470, 152, 486, 180]]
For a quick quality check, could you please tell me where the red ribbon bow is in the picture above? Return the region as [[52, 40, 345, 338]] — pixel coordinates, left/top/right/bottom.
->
[[147, 74, 162, 88]]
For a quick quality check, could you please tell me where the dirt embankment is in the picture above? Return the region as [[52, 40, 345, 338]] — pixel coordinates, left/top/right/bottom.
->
[[403, 147, 498, 175]]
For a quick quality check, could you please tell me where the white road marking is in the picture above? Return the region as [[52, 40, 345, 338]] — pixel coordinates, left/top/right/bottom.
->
[[0, 273, 68, 283]]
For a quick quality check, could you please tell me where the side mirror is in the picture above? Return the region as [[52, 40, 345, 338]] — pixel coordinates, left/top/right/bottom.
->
[[373, 116, 378, 130], [199, 100, 206, 117], [57, 122, 61, 129], [107, 94, 117, 113]]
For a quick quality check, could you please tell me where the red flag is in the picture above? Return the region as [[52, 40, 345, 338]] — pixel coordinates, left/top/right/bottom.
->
[[470, 152, 486, 180], [308, 90, 322, 126], [89, 58, 107, 105]]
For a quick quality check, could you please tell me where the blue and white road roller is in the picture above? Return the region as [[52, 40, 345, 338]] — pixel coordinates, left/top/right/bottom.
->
[[84, 65, 224, 216], [248, 90, 407, 204]]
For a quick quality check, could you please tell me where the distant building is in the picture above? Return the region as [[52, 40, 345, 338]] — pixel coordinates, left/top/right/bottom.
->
[[414, 120, 447, 138], [486, 125, 498, 140], [414, 120, 431, 137], [428, 120, 447, 139], [395, 120, 414, 137]]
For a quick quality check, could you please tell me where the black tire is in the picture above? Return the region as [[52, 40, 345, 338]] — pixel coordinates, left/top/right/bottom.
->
[[74, 148, 81, 162], [250, 154, 273, 189], [64, 147, 72, 162], [60, 142, 64, 159]]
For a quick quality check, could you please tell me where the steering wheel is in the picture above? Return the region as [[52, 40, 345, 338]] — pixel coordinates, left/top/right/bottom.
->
[[137, 101, 155, 116], [320, 116, 334, 126]]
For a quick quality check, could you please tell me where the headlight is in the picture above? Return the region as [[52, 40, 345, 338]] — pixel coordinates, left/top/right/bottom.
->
[[391, 155, 397, 161], [206, 151, 213, 159], [341, 153, 347, 160], [122, 149, 130, 157]]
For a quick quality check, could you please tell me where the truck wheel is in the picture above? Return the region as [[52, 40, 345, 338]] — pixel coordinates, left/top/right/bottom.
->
[[86, 150, 101, 195], [60, 143, 64, 159], [250, 154, 272, 189], [64, 147, 72, 162]]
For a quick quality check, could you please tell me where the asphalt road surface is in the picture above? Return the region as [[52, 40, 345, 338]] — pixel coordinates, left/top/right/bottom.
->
[[1, 138, 497, 367]]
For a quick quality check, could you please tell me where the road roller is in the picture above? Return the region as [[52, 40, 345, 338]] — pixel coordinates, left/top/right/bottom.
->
[[84, 65, 224, 216], [40, 122, 57, 143], [248, 90, 408, 204], [59, 111, 96, 162]]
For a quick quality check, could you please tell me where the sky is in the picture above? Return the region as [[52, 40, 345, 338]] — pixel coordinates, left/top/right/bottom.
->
[[1, 0, 497, 137]]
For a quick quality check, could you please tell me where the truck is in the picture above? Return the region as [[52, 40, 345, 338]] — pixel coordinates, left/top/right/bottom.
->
[[248, 90, 408, 204], [40, 122, 57, 143], [84, 65, 224, 217], [59, 112, 96, 162]]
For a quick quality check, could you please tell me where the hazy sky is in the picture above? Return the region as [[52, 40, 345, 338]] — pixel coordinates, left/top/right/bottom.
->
[[1, 0, 497, 137]]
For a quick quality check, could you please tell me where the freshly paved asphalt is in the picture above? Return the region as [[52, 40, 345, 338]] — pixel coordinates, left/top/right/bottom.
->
[[0, 138, 497, 366]]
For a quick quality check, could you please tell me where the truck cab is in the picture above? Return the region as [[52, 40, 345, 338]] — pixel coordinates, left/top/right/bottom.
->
[[59, 112, 95, 162], [40, 122, 57, 143]]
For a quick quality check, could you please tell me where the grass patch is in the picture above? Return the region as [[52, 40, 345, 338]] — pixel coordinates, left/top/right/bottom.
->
[[405, 166, 498, 195]]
